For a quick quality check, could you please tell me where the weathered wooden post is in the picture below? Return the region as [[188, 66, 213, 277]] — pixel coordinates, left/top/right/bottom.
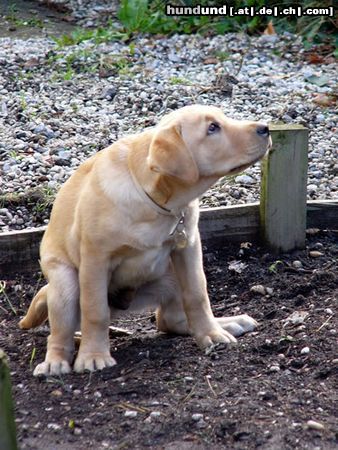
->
[[260, 124, 308, 252], [0, 350, 18, 450]]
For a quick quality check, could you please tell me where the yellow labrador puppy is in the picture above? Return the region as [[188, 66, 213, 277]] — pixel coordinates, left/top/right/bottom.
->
[[19, 105, 271, 376]]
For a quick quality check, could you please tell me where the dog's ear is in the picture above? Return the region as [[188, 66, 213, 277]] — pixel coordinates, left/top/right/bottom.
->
[[147, 124, 199, 184]]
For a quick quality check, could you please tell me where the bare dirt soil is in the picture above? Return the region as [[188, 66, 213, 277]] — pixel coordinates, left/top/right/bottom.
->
[[0, 0, 75, 39], [0, 230, 337, 450]]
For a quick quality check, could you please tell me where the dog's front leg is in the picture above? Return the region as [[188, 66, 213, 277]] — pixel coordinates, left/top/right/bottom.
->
[[74, 251, 116, 373], [172, 231, 237, 349]]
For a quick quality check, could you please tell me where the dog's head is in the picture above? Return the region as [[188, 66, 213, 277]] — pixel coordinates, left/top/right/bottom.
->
[[147, 105, 271, 184]]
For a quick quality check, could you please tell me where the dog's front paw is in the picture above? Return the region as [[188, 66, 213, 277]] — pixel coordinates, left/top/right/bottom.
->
[[33, 359, 71, 377], [74, 352, 116, 373], [194, 323, 237, 349], [216, 314, 258, 337]]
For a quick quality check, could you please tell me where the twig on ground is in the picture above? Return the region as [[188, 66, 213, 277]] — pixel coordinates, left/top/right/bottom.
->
[[316, 315, 333, 332], [205, 375, 218, 398]]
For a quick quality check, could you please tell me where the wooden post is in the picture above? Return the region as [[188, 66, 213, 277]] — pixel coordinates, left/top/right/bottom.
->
[[0, 350, 18, 450], [260, 124, 308, 252]]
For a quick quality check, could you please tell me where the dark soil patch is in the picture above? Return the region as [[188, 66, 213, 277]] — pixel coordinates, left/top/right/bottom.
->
[[0, 0, 75, 39], [0, 231, 337, 450]]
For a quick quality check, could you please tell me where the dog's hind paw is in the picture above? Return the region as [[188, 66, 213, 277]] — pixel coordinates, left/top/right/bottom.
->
[[33, 360, 71, 377], [216, 314, 258, 337], [195, 324, 238, 349], [73, 352, 116, 373]]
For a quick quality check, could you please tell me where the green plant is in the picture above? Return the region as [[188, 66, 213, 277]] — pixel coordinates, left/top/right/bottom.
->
[[51, 0, 335, 50], [169, 76, 192, 85], [28, 187, 56, 214], [6, 3, 44, 29], [29, 347, 36, 370], [268, 260, 284, 274], [8, 150, 23, 160], [53, 27, 127, 48], [63, 66, 75, 81], [101, 54, 133, 74], [19, 93, 27, 110], [118, 0, 150, 32], [213, 50, 230, 61], [272, 0, 336, 46]]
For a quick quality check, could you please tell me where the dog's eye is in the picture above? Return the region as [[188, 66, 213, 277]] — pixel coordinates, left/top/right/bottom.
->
[[207, 122, 220, 135]]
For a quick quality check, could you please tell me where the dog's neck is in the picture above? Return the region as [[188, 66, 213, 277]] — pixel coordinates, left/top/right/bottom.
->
[[127, 131, 219, 214]]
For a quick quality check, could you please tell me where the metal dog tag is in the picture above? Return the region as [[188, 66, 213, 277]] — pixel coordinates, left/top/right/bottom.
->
[[174, 229, 188, 249], [170, 215, 188, 249]]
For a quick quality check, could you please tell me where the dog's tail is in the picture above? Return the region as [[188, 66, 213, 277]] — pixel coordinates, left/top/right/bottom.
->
[[19, 285, 48, 329]]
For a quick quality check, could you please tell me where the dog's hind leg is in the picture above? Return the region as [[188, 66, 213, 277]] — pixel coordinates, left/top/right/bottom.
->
[[156, 271, 256, 338], [19, 284, 49, 329], [33, 264, 79, 376], [157, 299, 257, 338]]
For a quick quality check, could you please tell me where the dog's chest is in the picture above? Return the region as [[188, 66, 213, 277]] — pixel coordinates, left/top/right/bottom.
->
[[112, 244, 172, 288]]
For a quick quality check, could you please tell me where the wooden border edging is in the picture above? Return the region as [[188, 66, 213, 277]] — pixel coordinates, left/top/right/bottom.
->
[[0, 350, 18, 450], [0, 226, 46, 276], [200, 203, 260, 243], [0, 200, 337, 276]]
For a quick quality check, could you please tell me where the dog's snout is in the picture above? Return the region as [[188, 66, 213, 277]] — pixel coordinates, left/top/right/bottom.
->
[[256, 124, 269, 137]]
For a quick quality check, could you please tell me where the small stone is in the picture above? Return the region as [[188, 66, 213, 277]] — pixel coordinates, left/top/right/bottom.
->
[[51, 389, 62, 397], [24, 57, 39, 68], [325, 308, 333, 315], [101, 87, 117, 100], [306, 228, 320, 235], [250, 285, 266, 295], [235, 174, 255, 185], [33, 123, 54, 139], [307, 420, 325, 431], [192, 413, 204, 422], [73, 427, 82, 435], [309, 251, 324, 258], [311, 242, 324, 250], [73, 389, 81, 396], [124, 410, 137, 418], [196, 419, 207, 429], [149, 411, 161, 419], [268, 364, 280, 372], [47, 423, 61, 431], [94, 391, 102, 398], [292, 260, 303, 269], [184, 376, 194, 382], [266, 287, 274, 295], [57, 150, 71, 160], [284, 311, 309, 325], [228, 260, 248, 273], [301, 346, 310, 355]]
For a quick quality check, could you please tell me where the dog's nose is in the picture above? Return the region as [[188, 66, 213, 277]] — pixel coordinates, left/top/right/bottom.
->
[[256, 124, 269, 137]]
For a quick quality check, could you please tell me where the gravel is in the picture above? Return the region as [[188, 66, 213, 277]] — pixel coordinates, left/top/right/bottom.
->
[[0, 23, 337, 232]]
